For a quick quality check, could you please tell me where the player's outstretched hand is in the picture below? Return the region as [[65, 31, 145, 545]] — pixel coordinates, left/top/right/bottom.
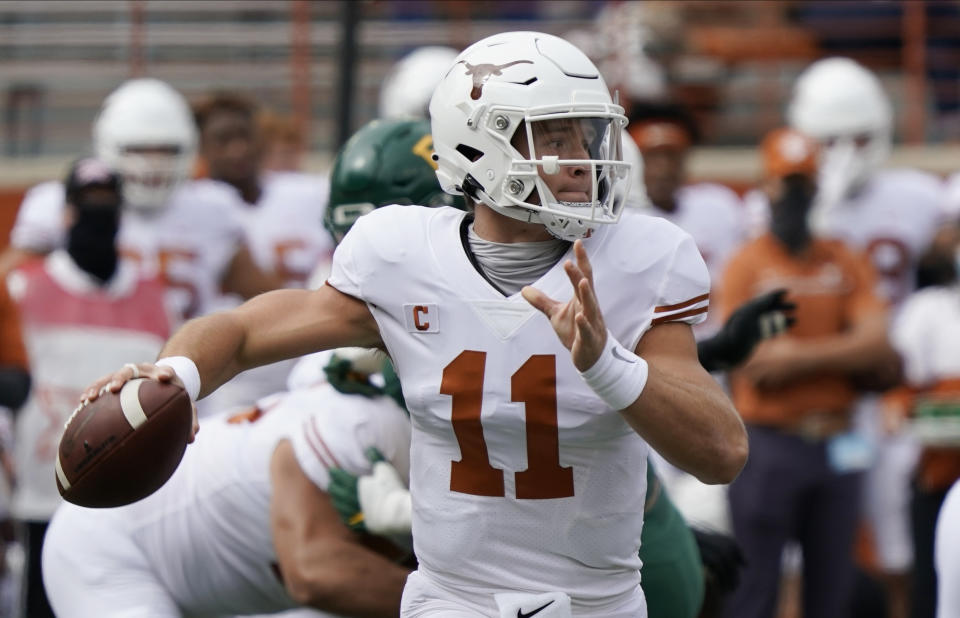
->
[[79, 363, 199, 442], [522, 239, 607, 371]]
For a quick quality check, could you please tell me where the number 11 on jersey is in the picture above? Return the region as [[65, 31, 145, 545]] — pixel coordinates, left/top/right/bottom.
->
[[441, 351, 575, 499]]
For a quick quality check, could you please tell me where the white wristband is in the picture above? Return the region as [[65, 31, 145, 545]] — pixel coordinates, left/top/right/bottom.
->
[[155, 356, 201, 402], [578, 330, 649, 410]]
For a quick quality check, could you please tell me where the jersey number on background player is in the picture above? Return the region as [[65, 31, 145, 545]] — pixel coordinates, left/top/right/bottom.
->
[[443, 351, 575, 500]]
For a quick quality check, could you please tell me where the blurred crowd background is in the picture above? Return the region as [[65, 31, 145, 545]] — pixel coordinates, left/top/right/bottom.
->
[[2, 1, 960, 168]]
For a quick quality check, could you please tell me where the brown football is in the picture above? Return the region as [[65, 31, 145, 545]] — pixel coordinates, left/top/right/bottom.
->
[[56, 378, 192, 508]]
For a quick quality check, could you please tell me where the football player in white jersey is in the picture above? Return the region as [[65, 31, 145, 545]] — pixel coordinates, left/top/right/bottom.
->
[[82, 32, 747, 617], [784, 57, 947, 613], [191, 92, 335, 413], [627, 101, 747, 318], [0, 79, 281, 323], [886, 221, 960, 618], [321, 117, 785, 618], [43, 358, 412, 617]]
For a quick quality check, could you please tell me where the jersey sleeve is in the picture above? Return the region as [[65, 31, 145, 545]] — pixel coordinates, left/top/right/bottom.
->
[[10, 182, 66, 252], [326, 212, 375, 300], [649, 232, 711, 330]]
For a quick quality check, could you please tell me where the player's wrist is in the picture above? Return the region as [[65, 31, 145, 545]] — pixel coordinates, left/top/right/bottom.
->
[[578, 330, 648, 410], [155, 356, 201, 402]]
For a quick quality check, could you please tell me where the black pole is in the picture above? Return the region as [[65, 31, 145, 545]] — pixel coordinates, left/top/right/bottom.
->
[[335, 0, 359, 149]]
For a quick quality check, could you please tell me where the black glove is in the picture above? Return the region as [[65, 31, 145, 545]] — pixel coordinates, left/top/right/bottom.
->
[[697, 288, 796, 372], [693, 527, 745, 597]]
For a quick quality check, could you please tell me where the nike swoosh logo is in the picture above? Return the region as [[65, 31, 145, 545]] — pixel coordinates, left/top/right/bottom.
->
[[611, 346, 636, 363], [517, 600, 555, 618]]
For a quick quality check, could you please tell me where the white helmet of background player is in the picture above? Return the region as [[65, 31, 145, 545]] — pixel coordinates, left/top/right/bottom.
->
[[430, 31, 631, 241], [787, 57, 893, 205], [93, 78, 198, 212], [379, 46, 460, 119]]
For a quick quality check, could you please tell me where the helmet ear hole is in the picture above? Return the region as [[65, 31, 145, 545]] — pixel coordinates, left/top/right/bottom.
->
[[456, 144, 484, 162]]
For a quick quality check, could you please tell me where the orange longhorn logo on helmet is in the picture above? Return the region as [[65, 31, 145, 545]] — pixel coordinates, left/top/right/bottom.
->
[[461, 60, 534, 100]]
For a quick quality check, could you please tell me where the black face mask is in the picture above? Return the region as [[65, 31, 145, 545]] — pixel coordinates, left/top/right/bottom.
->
[[67, 207, 120, 283], [770, 174, 815, 255]]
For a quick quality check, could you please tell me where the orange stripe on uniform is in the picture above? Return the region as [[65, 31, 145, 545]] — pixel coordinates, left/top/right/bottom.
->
[[308, 418, 342, 469], [654, 293, 710, 314], [651, 305, 709, 326], [303, 421, 334, 469]]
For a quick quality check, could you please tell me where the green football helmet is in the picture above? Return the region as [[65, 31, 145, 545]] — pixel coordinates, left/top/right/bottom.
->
[[324, 118, 464, 243]]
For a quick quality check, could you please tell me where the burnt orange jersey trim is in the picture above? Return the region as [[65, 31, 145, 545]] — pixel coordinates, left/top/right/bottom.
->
[[651, 305, 709, 326], [654, 293, 710, 314]]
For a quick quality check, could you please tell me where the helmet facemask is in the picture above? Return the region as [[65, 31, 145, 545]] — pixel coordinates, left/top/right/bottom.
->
[[93, 79, 198, 214], [428, 31, 632, 241], [493, 110, 630, 240], [108, 145, 191, 213], [815, 131, 890, 207]]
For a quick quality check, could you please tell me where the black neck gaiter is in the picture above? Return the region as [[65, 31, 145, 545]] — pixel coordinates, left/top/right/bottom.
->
[[770, 175, 815, 255], [67, 209, 121, 283]]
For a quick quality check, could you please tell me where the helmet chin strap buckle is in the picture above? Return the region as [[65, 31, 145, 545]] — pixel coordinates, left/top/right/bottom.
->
[[541, 156, 560, 175]]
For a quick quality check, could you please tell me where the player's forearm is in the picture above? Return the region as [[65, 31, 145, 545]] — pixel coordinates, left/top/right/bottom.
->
[[283, 538, 409, 617], [158, 310, 250, 398], [623, 363, 747, 485], [161, 287, 377, 398], [793, 316, 896, 378]]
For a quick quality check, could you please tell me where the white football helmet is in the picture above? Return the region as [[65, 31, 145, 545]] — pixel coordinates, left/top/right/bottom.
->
[[379, 46, 460, 119], [93, 78, 198, 212], [429, 31, 631, 241], [787, 57, 892, 205]]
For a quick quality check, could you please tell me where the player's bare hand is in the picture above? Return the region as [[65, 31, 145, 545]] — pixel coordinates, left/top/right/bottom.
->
[[79, 363, 199, 442], [522, 239, 607, 371]]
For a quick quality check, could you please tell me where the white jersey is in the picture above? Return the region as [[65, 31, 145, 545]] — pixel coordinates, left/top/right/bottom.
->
[[7, 252, 169, 520], [202, 172, 335, 413], [891, 285, 960, 388], [945, 172, 960, 221], [238, 172, 334, 286], [645, 183, 746, 334], [744, 169, 945, 307], [10, 178, 246, 322], [43, 384, 411, 617], [328, 206, 710, 614]]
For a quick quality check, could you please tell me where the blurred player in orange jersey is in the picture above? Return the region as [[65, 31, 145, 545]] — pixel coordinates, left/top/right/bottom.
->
[[722, 127, 899, 618], [787, 58, 948, 617]]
